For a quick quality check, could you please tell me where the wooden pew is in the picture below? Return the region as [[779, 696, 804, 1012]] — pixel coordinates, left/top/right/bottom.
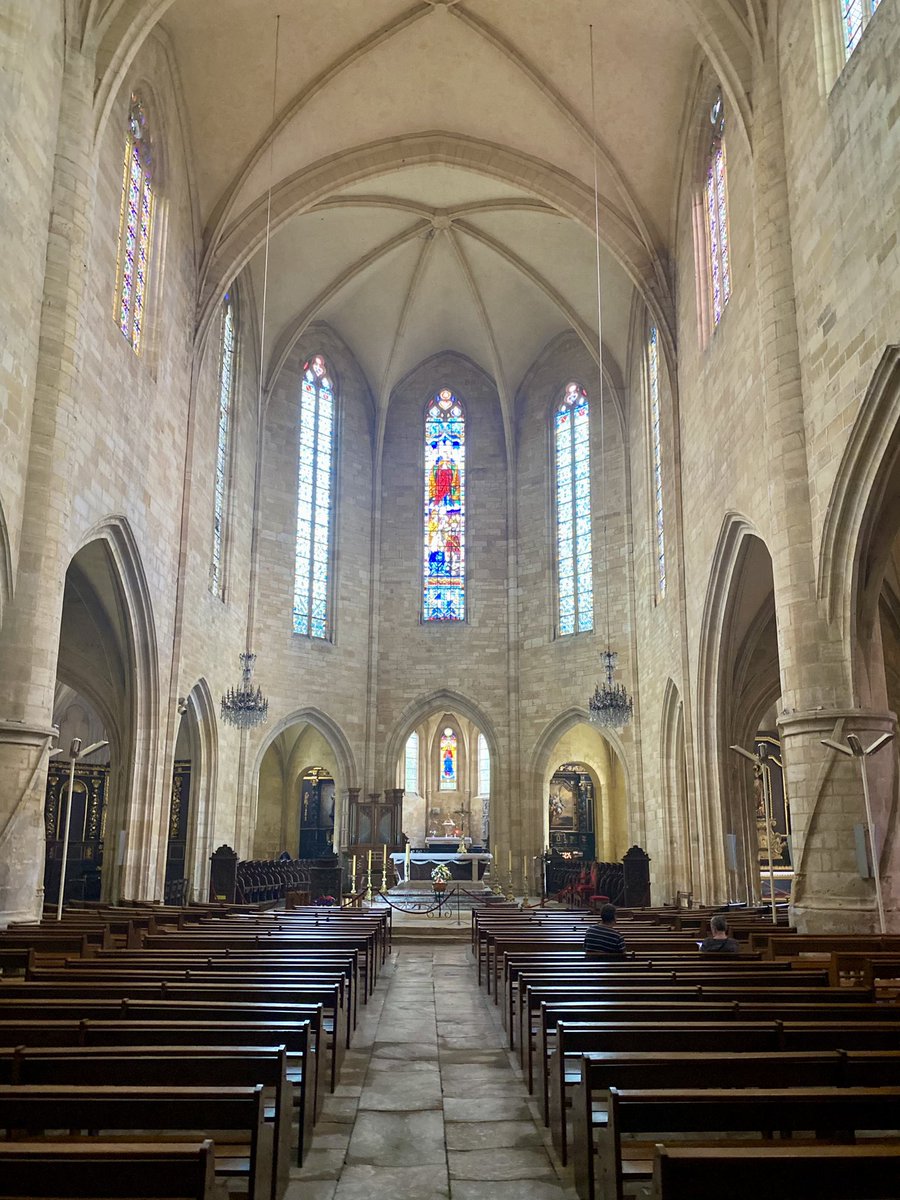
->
[[0, 1084, 268, 1200], [0, 978, 346, 1082], [0, 1140, 217, 1199], [550, 1046, 900, 1166], [575, 1085, 900, 1200], [0, 1044, 292, 1192], [650, 1143, 900, 1199]]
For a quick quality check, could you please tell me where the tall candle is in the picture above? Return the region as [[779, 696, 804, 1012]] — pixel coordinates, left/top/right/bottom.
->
[[383, 843, 388, 868], [523, 855, 528, 883], [367, 848, 372, 875], [351, 854, 357, 884], [508, 848, 512, 874], [404, 841, 411, 881]]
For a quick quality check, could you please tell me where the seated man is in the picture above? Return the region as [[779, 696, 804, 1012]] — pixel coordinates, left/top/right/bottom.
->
[[698, 913, 740, 954], [584, 902, 626, 957]]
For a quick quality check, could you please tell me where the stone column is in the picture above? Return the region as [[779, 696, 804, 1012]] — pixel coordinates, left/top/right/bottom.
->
[[0, 44, 96, 924], [750, 40, 879, 929]]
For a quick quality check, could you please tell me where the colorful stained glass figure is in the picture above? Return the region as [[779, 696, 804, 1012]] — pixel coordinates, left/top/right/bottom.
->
[[705, 90, 731, 328], [211, 293, 236, 598], [648, 327, 666, 598], [439, 727, 458, 790], [404, 732, 419, 795], [423, 389, 465, 621], [478, 733, 490, 796], [842, 0, 880, 58], [555, 382, 593, 636], [116, 95, 153, 353], [293, 354, 334, 639]]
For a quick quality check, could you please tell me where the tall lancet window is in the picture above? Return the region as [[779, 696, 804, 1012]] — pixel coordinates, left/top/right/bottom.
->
[[404, 732, 419, 795], [705, 89, 732, 328], [211, 292, 236, 598], [554, 382, 593, 636], [115, 94, 154, 353], [478, 733, 490, 796], [648, 327, 666, 598], [439, 727, 458, 790], [424, 389, 466, 621], [293, 354, 335, 640]]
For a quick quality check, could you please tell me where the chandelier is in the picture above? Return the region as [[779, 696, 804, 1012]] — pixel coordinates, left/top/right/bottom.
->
[[586, 25, 633, 730], [589, 650, 634, 729], [221, 653, 269, 729]]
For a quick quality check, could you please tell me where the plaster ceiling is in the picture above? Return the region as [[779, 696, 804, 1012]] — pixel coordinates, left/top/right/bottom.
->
[[157, 0, 723, 407]]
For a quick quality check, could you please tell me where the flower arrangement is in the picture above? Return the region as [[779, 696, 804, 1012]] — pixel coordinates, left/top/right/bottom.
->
[[314, 894, 337, 907], [430, 863, 451, 883]]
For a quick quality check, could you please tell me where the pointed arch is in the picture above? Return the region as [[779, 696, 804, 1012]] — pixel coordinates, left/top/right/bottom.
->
[[67, 516, 161, 900], [696, 512, 773, 903], [382, 689, 500, 794], [0, 496, 11, 633], [818, 345, 900, 645], [181, 677, 219, 900], [660, 678, 692, 898], [527, 706, 631, 794], [253, 707, 357, 790]]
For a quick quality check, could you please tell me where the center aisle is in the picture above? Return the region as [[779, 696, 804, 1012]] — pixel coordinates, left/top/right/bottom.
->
[[288, 940, 576, 1200]]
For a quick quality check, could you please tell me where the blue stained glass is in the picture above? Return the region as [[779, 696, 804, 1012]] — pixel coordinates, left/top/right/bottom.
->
[[706, 92, 731, 327], [439, 728, 458, 789], [424, 389, 466, 621], [293, 355, 335, 638], [554, 382, 593, 635]]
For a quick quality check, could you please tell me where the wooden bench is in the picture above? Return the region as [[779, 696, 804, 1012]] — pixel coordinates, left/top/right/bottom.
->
[[551, 1045, 900, 1166], [574, 1085, 900, 1200], [0, 1044, 293, 1189], [0, 1084, 268, 1200], [0, 1139, 217, 1199], [650, 1143, 900, 1199]]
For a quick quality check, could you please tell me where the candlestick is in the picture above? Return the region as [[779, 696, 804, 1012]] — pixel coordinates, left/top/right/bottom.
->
[[404, 841, 411, 883], [351, 854, 357, 891], [508, 848, 512, 874]]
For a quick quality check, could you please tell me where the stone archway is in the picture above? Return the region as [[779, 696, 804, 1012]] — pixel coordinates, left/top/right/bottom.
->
[[55, 521, 161, 903], [696, 516, 781, 905], [252, 710, 354, 859]]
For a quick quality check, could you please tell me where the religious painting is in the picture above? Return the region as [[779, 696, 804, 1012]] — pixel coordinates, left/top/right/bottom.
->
[[549, 774, 578, 831], [754, 733, 791, 868], [439, 727, 458, 790], [423, 390, 465, 621]]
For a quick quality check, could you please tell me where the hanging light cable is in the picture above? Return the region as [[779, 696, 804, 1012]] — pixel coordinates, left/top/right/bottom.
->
[[222, 14, 281, 730], [586, 23, 633, 730]]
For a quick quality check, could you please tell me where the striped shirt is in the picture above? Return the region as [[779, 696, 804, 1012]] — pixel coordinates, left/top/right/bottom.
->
[[584, 923, 626, 956]]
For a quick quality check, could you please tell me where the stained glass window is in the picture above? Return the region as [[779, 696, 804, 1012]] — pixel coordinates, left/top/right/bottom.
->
[[293, 354, 334, 639], [404, 732, 419, 795], [705, 90, 731, 328], [439, 727, 458, 790], [478, 733, 490, 796], [211, 293, 236, 598], [423, 390, 465, 621], [554, 382, 593, 636], [841, 0, 881, 58], [648, 327, 666, 598], [116, 94, 153, 354]]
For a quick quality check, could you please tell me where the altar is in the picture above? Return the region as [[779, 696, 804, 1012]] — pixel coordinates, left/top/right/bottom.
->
[[391, 851, 492, 883]]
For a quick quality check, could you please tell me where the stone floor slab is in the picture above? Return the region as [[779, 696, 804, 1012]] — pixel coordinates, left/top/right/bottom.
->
[[347, 1109, 446, 1166]]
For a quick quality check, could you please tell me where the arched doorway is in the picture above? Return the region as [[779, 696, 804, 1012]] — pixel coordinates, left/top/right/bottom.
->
[[50, 530, 158, 904], [254, 720, 343, 859]]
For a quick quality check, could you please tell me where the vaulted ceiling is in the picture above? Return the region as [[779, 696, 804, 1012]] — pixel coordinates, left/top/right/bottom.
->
[[89, 0, 767, 411]]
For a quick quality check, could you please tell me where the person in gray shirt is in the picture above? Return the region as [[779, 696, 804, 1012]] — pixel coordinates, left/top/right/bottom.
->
[[698, 914, 740, 954]]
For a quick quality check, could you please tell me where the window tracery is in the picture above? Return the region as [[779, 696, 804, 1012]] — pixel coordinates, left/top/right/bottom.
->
[[705, 90, 731, 328], [841, 0, 882, 58], [554, 382, 593, 636], [439, 727, 458, 790], [648, 327, 666, 598], [116, 94, 153, 353], [404, 732, 419, 795], [424, 390, 466, 621], [293, 354, 335, 640], [210, 292, 236, 598]]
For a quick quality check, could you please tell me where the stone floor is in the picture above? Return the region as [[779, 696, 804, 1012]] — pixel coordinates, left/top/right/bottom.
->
[[287, 938, 577, 1200]]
